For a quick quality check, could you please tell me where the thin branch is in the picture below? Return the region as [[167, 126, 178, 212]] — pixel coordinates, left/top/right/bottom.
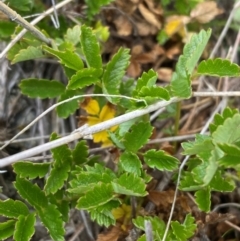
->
[[0, 2, 51, 45], [0, 97, 180, 167], [0, 0, 74, 59], [0, 94, 145, 150], [193, 91, 240, 97], [210, 1, 240, 58]]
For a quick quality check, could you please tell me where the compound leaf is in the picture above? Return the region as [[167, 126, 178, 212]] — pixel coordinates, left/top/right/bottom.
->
[[144, 149, 179, 171], [119, 151, 142, 176], [195, 187, 211, 212], [13, 213, 35, 241], [67, 68, 101, 89], [0, 199, 29, 218], [197, 58, 240, 77], [81, 25, 102, 70], [112, 173, 147, 196], [123, 122, 153, 152], [13, 162, 50, 179], [44, 133, 72, 195], [20, 79, 65, 98], [0, 220, 16, 240], [43, 46, 83, 71], [77, 183, 114, 209], [102, 48, 130, 103]]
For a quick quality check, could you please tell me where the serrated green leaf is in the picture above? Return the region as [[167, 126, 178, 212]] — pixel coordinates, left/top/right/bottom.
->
[[112, 173, 147, 196], [20, 79, 65, 98], [212, 114, 240, 144], [217, 143, 240, 167], [170, 29, 211, 98], [67, 68, 101, 89], [48, 190, 69, 222], [183, 29, 211, 74], [210, 107, 238, 134], [119, 151, 142, 176], [77, 183, 114, 209], [197, 58, 240, 77], [69, 172, 114, 194], [209, 170, 235, 192], [180, 171, 203, 191], [144, 149, 179, 171], [44, 133, 72, 195], [170, 57, 191, 98], [12, 46, 45, 64], [0, 199, 29, 218], [138, 86, 170, 101], [72, 140, 89, 165], [13, 213, 35, 241], [56, 89, 82, 118], [81, 25, 102, 69], [134, 69, 158, 93], [14, 177, 48, 210], [0, 220, 15, 240], [13, 162, 50, 179], [195, 187, 211, 212], [182, 138, 214, 156], [102, 48, 130, 103], [64, 25, 81, 45], [43, 46, 83, 70], [90, 209, 115, 227], [171, 214, 196, 241], [123, 122, 153, 152], [38, 204, 64, 241]]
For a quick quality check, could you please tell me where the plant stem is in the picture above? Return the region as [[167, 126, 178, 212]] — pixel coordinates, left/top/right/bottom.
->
[[173, 101, 181, 152]]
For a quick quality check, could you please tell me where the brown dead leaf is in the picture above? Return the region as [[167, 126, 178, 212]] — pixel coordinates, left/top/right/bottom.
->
[[148, 190, 175, 207], [135, 18, 159, 36], [178, 195, 191, 212], [144, 0, 163, 15], [190, 1, 223, 24], [157, 68, 173, 82], [127, 59, 142, 77], [97, 226, 122, 241], [113, 15, 132, 36], [115, 0, 138, 15], [138, 3, 161, 29], [165, 43, 182, 59]]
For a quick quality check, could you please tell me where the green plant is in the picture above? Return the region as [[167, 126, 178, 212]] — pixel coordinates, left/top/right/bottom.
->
[[1, 5, 240, 241]]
